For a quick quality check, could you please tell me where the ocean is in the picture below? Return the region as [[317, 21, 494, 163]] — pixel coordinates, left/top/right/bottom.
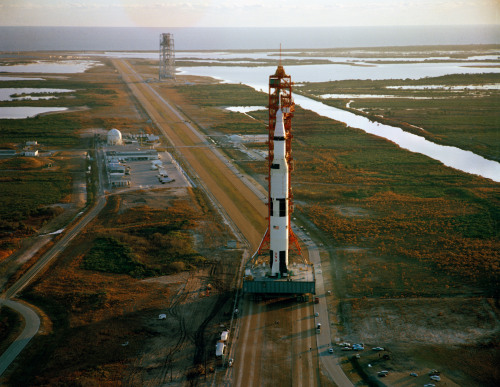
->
[[1, 25, 499, 52]]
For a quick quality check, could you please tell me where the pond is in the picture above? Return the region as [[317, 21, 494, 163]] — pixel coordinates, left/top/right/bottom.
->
[[0, 107, 68, 119], [0, 60, 101, 74], [0, 88, 74, 101], [188, 58, 500, 182]]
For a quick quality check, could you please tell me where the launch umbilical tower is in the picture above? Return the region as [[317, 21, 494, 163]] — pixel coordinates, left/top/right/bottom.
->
[[257, 64, 301, 276], [159, 33, 175, 80]]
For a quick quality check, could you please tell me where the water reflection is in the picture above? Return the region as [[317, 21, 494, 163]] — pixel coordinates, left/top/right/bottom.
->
[[0, 61, 100, 74], [294, 95, 500, 182], [0, 107, 68, 119], [179, 60, 500, 181], [0, 88, 74, 101]]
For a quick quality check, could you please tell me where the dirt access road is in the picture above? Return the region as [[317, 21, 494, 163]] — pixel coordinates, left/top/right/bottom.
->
[[113, 59, 324, 386]]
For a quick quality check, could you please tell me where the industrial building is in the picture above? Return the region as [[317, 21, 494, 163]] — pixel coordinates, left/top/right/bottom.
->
[[106, 149, 159, 162]]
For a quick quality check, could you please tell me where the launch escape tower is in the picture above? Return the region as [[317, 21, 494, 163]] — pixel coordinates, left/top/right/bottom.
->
[[159, 33, 175, 80], [257, 64, 301, 276], [243, 63, 315, 297]]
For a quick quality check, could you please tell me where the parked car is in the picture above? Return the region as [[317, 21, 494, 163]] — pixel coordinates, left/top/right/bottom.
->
[[314, 312, 319, 317], [328, 347, 334, 353], [228, 358, 233, 367], [430, 375, 441, 381], [424, 384, 435, 387], [373, 347, 384, 351], [378, 371, 389, 377], [410, 372, 418, 377]]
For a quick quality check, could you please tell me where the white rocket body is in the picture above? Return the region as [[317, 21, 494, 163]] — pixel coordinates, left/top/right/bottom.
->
[[269, 105, 289, 276]]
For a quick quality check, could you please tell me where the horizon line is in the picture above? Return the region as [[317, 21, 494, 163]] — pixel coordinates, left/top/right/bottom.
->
[[1, 24, 499, 28]]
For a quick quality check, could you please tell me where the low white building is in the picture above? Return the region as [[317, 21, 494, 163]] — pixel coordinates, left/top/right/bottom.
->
[[215, 341, 226, 357]]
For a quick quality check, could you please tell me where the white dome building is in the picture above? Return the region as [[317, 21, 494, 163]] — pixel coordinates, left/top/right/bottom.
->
[[107, 128, 123, 145]]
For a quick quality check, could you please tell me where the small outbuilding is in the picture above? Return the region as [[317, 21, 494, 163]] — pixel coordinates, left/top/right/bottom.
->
[[215, 341, 226, 357]]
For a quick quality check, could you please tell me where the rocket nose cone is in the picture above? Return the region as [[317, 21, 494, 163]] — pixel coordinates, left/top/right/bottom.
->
[[275, 109, 285, 137]]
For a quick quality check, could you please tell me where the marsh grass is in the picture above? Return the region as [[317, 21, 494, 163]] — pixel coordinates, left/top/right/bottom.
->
[[297, 73, 500, 160], [175, 79, 500, 296]]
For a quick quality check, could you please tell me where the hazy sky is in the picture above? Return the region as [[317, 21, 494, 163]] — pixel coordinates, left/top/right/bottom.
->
[[1, 0, 499, 27]]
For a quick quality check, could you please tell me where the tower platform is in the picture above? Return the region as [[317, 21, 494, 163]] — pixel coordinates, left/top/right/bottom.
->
[[242, 262, 315, 296]]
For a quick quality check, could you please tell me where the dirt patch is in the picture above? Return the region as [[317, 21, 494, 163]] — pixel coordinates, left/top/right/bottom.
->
[[333, 205, 371, 218], [347, 298, 498, 345], [7, 184, 241, 386], [337, 297, 500, 386]]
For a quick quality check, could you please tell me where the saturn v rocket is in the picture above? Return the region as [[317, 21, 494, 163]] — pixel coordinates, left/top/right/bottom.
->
[[257, 64, 301, 277], [269, 100, 289, 275]]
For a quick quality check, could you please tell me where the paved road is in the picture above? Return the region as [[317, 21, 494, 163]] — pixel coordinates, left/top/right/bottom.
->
[[0, 300, 40, 376], [3, 195, 106, 300], [113, 59, 267, 249], [108, 61, 354, 386], [0, 140, 107, 376], [0, 195, 107, 376], [302, 234, 353, 387], [114, 61, 325, 386]]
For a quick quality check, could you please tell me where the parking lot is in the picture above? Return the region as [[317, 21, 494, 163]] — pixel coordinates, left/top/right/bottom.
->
[[106, 150, 191, 190]]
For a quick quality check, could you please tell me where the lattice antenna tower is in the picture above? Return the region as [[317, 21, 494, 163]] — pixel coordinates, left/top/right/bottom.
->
[[159, 33, 175, 80], [257, 51, 301, 258]]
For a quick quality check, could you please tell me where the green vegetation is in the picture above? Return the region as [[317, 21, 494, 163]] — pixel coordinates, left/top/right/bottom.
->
[[0, 171, 71, 222], [82, 197, 209, 277], [0, 115, 84, 147], [0, 60, 150, 259], [175, 83, 267, 136], [176, 58, 333, 67], [176, 83, 267, 107], [0, 166, 71, 259], [175, 79, 500, 297], [290, 107, 499, 296], [0, 63, 131, 146], [81, 237, 150, 277], [296, 73, 500, 161]]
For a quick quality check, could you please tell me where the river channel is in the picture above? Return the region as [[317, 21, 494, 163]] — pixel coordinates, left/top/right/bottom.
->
[[178, 61, 500, 182]]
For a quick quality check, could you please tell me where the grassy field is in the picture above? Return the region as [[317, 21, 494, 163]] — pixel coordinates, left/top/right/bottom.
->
[[0, 158, 72, 260], [0, 59, 152, 146], [82, 192, 210, 277], [295, 73, 500, 161], [11, 185, 236, 386], [168, 78, 500, 295], [2, 52, 498, 385], [167, 75, 499, 386], [0, 58, 153, 260]]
